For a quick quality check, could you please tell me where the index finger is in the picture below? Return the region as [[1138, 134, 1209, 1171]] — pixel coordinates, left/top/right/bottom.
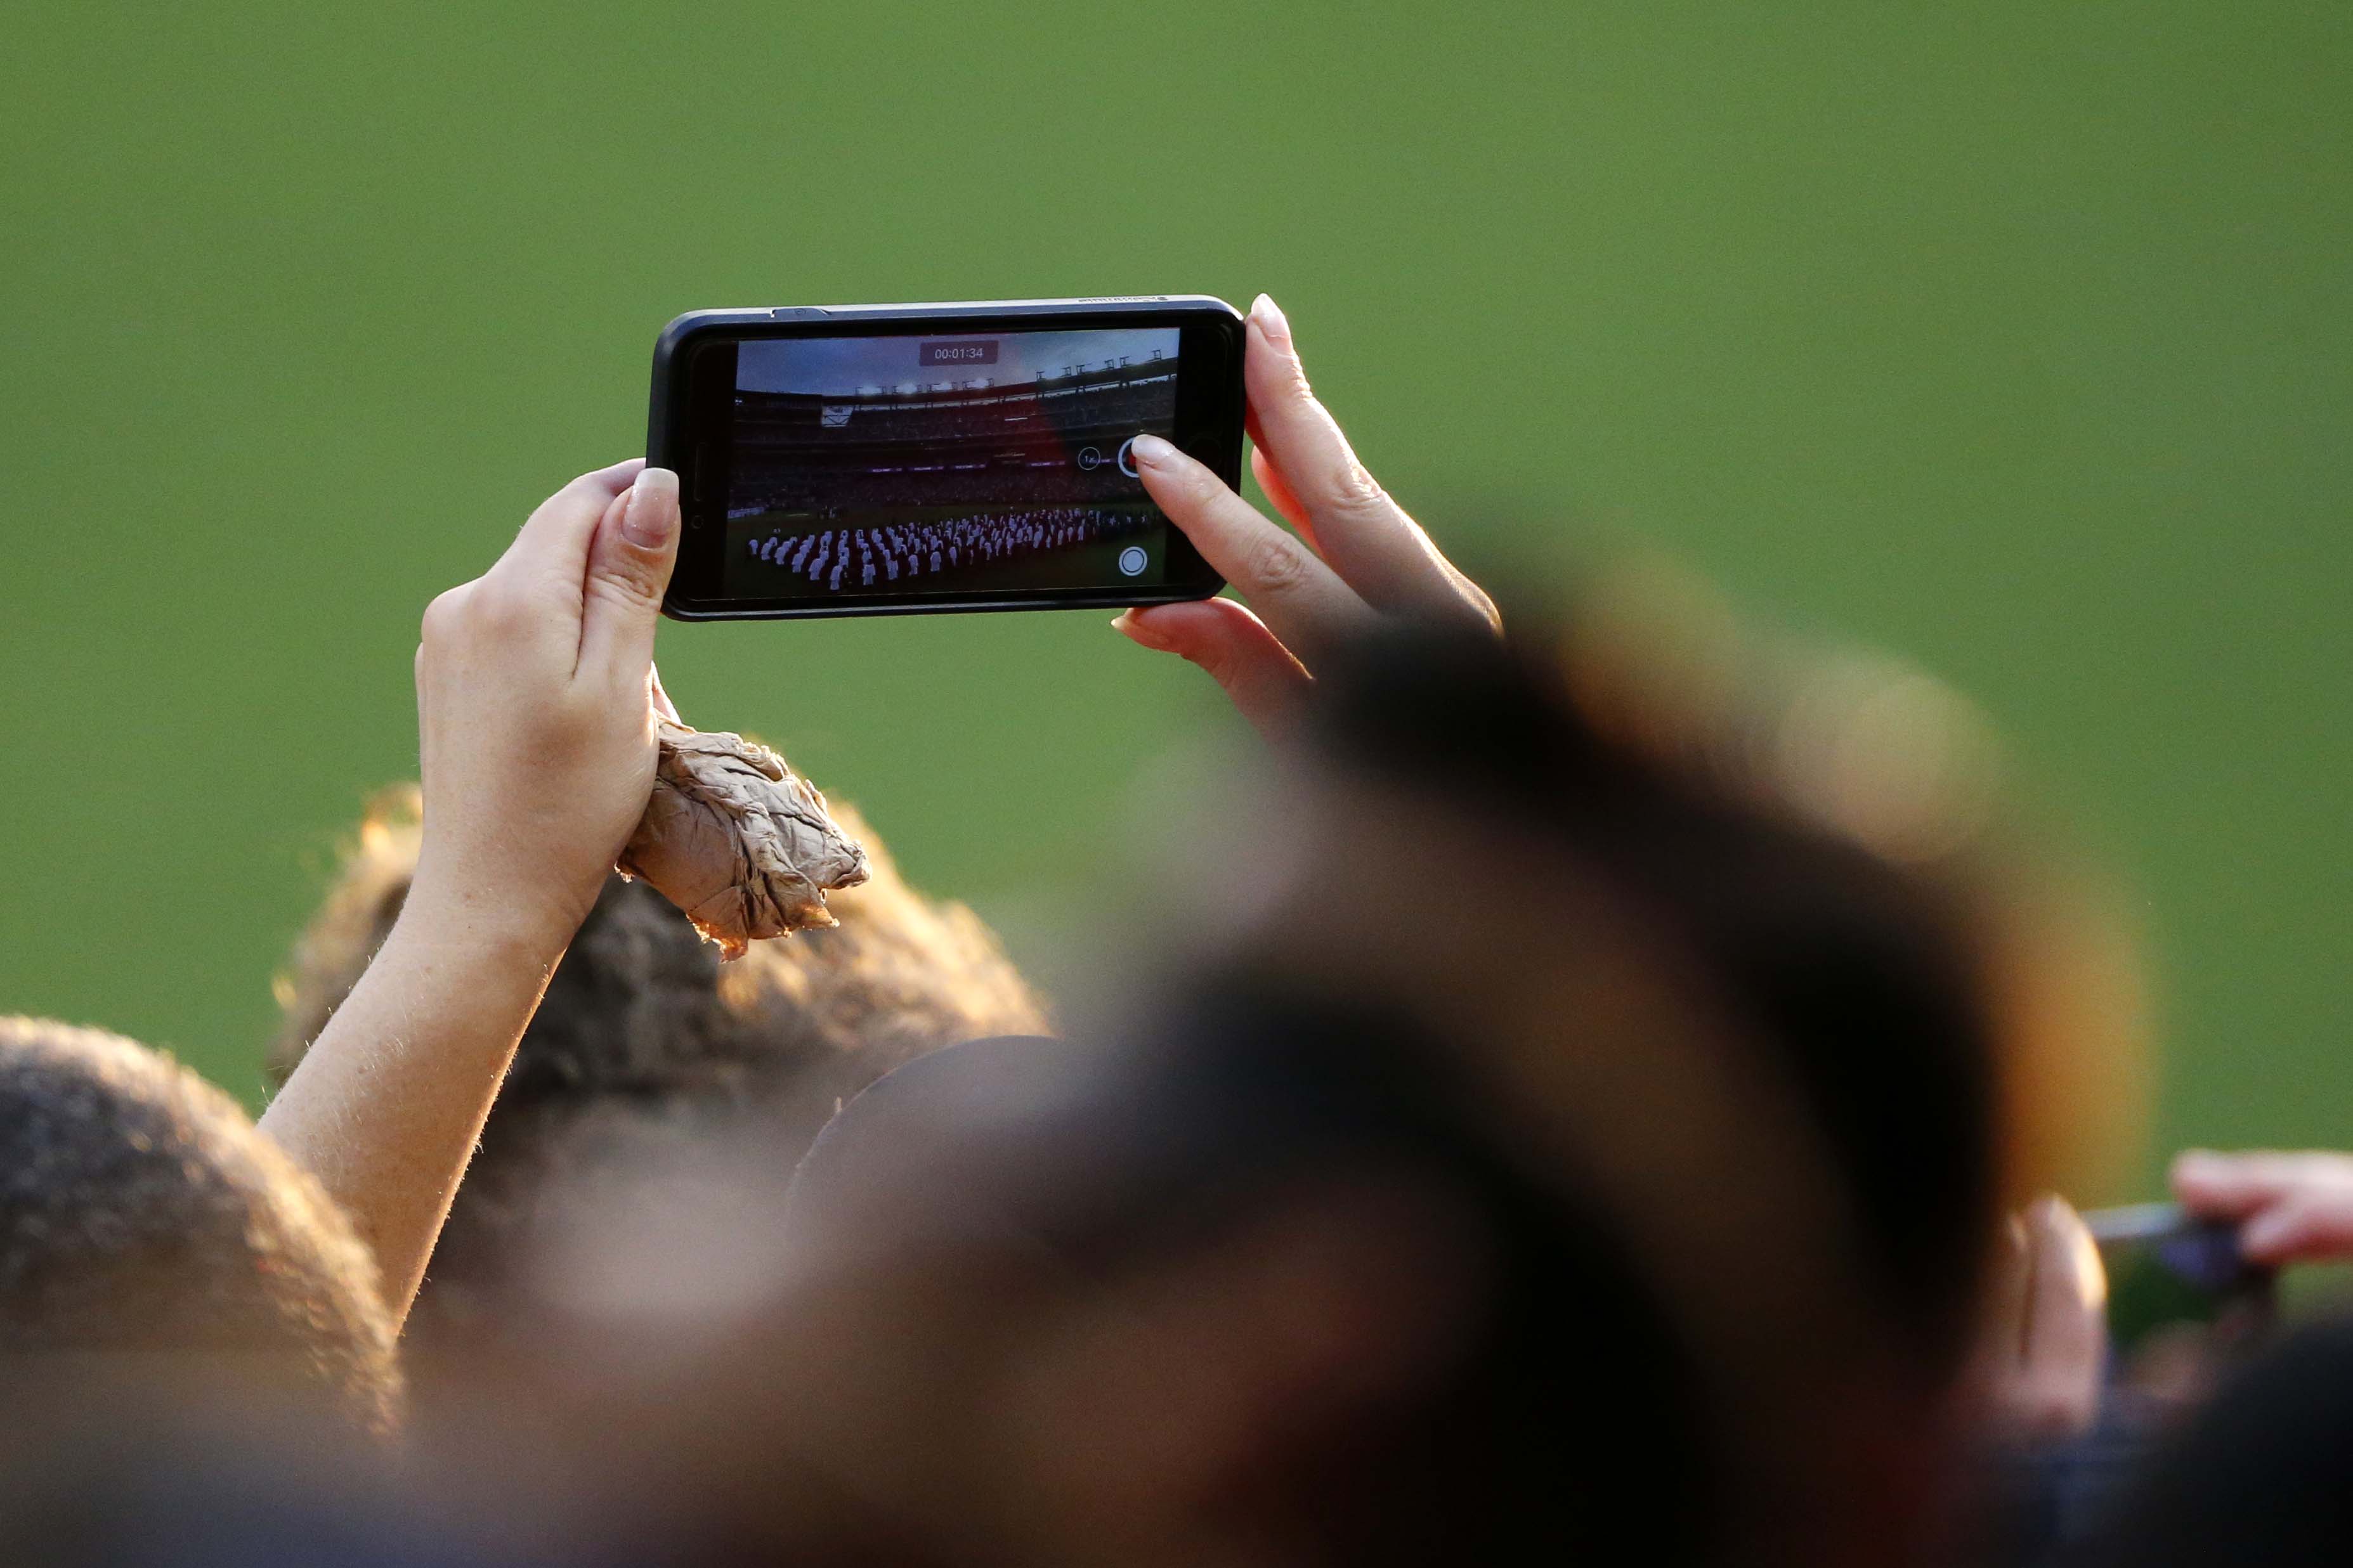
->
[[1130, 434, 1376, 668], [2172, 1150, 2323, 1217], [1242, 299, 1495, 632]]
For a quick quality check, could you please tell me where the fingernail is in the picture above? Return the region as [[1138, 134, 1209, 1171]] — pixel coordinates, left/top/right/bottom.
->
[[623, 467, 679, 547], [1251, 294, 1293, 348], [1130, 432, 1176, 467], [1112, 609, 1170, 649]]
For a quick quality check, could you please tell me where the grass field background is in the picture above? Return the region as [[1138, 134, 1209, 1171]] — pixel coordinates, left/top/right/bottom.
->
[[2, 4, 2345, 1196]]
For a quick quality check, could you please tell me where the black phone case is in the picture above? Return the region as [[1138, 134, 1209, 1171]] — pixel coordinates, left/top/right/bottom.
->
[[648, 295, 1244, 622]]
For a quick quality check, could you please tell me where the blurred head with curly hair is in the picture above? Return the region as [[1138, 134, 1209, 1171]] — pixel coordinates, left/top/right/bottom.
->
[[0, 1016, 400, 1435], [269, 786, 1046, 1355]]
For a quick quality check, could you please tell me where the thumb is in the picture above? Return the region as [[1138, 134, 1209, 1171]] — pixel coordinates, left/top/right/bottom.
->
[[580, 466, 680, 677], [1114, 598, 1312, 742], [2008, 1196, 2108, 1439]]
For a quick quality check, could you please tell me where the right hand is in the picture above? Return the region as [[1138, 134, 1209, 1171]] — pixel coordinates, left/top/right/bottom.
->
[[1117, 295, 1499, 739], [2173, 1149, 2353, 1266], [1967, 1195, 2108, 1442]]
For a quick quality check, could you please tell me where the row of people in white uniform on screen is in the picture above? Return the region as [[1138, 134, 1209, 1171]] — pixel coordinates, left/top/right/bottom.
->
[[746, 506, 1153, 591]]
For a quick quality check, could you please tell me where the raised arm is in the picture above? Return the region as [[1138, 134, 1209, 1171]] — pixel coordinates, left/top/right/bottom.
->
[[260, 460, 681, 1322]]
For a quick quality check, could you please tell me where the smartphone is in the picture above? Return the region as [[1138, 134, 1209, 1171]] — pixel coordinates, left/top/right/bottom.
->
[[648, 296, 1246, 621], [2084, 1203, 2273, 1359]]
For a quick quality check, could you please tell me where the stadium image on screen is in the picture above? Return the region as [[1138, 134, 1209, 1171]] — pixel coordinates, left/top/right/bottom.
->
[[724, 327, 1183, 600]]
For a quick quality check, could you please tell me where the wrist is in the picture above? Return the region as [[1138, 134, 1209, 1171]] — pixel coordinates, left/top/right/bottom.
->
[[394, 868, 585, 973]]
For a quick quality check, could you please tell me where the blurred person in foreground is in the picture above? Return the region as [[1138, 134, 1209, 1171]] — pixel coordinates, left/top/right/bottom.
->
[[2000, 1150, 2353, 1567], [0, 1016, 400, 1438], [559, 628, 2123, 1564], [2068, 1311, 2353, 1568], [0, 1020, 422, 1568]]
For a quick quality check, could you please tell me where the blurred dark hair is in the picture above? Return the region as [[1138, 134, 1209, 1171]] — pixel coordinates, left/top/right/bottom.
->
[[756, 619, 2021, 1564], [1303, 625, 2002, 1371], [0, 1016, 400, 1435], [1089, 983, 1717, 1563], [762, 994, 1714, 1565], [2077, 1317, 2353, 1568]]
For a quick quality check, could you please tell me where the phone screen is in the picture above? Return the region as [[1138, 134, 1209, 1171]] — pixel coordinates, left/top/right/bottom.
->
[[716, 327, 1185, 604]]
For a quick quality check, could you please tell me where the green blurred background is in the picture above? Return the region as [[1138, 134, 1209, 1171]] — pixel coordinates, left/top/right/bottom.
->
[[2, 4, 2344, 1190]]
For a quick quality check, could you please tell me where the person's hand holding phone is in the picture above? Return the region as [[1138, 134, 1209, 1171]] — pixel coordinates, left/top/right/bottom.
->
[[2173, 1150, 2353, 1266], [1119, 295, 1500, 738], [409, 460, 682, 952]]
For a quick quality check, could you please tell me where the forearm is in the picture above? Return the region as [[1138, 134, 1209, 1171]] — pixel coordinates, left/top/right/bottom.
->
[[259, 897, 566, 1324], [261, 457, 676, 1328]]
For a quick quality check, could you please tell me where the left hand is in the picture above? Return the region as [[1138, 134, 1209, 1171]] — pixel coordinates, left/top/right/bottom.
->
[[408, 459, 682, 954], [1115, 295, 1500, 739]]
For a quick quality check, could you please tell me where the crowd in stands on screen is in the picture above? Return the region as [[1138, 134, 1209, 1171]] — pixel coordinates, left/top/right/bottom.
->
[[795, 383, 1170, 445], [733, 461, 1155, 514], [746, 507, 1150, 590], [732, 373, 1175, 448]]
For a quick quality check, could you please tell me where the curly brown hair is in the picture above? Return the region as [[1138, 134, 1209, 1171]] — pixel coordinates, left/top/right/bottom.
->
[[0, 1016, 402, 1434], [268, 785, 1047, 1349]]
